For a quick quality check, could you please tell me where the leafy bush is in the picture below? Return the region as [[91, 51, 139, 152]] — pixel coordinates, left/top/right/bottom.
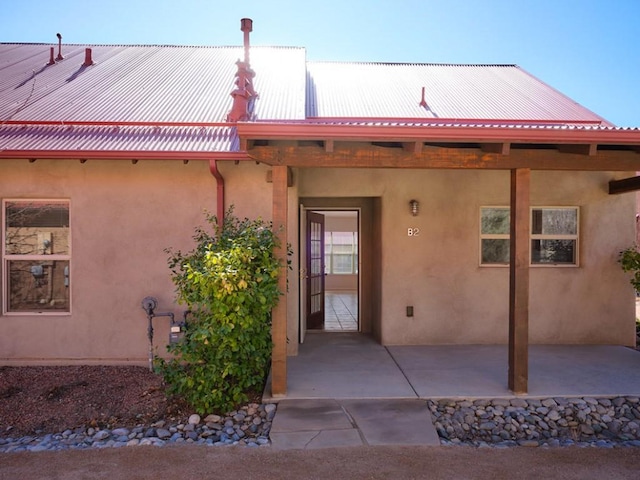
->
[[619, 246, 640, 294], [156, 210, 282, 414]]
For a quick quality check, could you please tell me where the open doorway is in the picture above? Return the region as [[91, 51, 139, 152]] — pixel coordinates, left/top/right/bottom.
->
[[302, 209, 359, 334]]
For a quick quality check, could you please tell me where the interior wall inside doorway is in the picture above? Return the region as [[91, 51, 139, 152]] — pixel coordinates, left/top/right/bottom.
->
[[316, 210, 359, 331], [300, 197, 381, 340], [318, 210, 358, 291]]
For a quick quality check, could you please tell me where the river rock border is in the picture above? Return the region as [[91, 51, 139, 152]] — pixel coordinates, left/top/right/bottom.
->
[[0, 403, 276, 453], [428, 396, 640, 447]]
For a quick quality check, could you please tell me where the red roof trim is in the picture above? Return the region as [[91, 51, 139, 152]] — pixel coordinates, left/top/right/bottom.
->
[[1, 120, 237, 127], [236, 122, 640, 145], [0, 150, 250, 161]]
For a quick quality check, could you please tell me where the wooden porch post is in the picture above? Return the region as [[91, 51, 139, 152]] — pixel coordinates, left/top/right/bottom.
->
[[508, 168, 530, 394], [271, 166, 288, 397]]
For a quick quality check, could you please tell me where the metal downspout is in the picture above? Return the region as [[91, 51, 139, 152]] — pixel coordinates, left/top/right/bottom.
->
[[209, 159, 225, 227]]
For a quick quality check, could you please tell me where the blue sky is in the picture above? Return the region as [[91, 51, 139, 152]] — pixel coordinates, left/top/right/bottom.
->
[[2, 0, 638, 126]]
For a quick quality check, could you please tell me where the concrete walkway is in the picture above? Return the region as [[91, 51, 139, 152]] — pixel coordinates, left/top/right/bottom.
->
[[270, 398, 440, 449], [265, 333, 640, 449]]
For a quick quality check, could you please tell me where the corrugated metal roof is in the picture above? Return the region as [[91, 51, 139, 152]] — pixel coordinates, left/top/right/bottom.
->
[[306, 62, 613, 126], [0, 43, 306, 124], [0, 124, 237, 153], [1, 42, 626, 157]]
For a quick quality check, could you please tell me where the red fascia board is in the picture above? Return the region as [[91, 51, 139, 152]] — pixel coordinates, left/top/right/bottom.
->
[[0, 150, 251, 161], [237, 122, 640, 146], [1, 120, 236, 127]]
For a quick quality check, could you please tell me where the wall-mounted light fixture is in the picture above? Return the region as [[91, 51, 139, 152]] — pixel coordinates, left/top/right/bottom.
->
[[409, 199, 419, 216]]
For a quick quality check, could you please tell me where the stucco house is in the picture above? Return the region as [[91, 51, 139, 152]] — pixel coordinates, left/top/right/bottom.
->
[[1, 19, 640, 396]]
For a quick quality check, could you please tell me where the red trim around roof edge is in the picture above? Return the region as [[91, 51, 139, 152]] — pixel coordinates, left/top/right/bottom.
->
[[0, 150, 252, 161], [236, 122, 640, 145], [1, 120, 236, 127]]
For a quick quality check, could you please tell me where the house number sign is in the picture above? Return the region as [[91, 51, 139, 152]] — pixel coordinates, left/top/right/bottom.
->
[[407, 228, 420, 236]]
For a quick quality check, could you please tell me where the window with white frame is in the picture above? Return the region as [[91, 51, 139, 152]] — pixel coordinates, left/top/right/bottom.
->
[[2, 200, 71, 313], [480, 206, 579, 266], [324, 231, 358, 274]]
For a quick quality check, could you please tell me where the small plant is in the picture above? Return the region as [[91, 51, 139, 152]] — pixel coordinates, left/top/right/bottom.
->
[[156, 209, 282, 414], [619, 246, 640, 294]]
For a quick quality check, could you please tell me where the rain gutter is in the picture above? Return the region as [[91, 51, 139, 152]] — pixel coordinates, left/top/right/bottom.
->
[[208, 153, 251, 227]]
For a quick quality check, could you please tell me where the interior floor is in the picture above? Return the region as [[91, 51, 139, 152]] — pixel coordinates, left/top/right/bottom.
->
[[324, 290, 358, 331]]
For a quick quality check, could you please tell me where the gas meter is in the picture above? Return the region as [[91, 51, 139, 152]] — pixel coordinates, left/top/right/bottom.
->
[[169, 321, 186, 344]]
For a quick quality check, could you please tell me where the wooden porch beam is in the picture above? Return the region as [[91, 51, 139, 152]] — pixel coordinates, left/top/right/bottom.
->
[[247, 143, 640, 171], [508, 168, 530, 394], [609, 175, 640, 195], [271, 165, 289, 397]]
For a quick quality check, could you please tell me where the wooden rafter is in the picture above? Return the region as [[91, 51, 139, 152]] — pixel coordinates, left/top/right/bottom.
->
[[402, 141, 423, 154], [609, 175, 640, 195], [481, 143, 511, 155], [557, 143, 597, 156]]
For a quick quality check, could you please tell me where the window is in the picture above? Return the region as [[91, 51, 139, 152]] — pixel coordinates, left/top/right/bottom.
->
[[480, 206, 579, 266], [480, 207, 510, 265], [2, 200, 70, 313], [324, 231, 358, 274]]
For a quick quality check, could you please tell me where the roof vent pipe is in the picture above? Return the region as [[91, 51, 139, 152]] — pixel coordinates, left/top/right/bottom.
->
[[419, 87, 428, 108], [47, 47, 56, 65], [83, 48, 94, 66], [241, 18, 252, 65], [55, 33, 63, 61]]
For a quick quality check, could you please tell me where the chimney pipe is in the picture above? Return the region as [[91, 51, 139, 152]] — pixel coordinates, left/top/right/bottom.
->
[[56, 33, 63, 61], [240, 18, 252, 65], [83, 48, 94, 66], [47, 47, 56, 65]]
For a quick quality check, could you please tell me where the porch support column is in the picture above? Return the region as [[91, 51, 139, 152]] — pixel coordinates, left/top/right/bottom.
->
[[508, 168, 530, 394], [271, 165, 288, 397]]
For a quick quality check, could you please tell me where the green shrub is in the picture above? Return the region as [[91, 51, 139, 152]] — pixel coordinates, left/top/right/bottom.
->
[[619, 246, 640, 294], [156, 210, 282, 414]]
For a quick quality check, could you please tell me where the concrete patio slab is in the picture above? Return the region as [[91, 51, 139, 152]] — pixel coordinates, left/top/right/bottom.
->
[[387, 345, 509, 398], [388, 343, 640, 399], [265, 333, 640, 449], [341, 399, 440, 446], [264, 333, 416, 400], [270, 398, 440, 450], [265, 334, 640, 401]]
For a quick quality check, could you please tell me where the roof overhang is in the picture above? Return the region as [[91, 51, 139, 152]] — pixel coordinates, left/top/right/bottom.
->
[[236, 120, 640, 146]]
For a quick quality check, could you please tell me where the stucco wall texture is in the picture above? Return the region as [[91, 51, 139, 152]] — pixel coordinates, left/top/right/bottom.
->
[[0, 160, 636, 365], [297, 168, 637, 348]]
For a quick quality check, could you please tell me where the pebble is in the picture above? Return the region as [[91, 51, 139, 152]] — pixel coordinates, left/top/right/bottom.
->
[[0, 403, 275, 453], [429, 396, 640, 448], [5, 396, 640, 453]]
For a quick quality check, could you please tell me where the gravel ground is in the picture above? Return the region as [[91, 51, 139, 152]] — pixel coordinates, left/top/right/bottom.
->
[[0, 365, 192, 437]]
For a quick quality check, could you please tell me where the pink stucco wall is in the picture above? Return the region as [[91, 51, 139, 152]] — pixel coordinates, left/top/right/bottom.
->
[[0, 159, 272, 365], [1, 159, 636, 365]]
